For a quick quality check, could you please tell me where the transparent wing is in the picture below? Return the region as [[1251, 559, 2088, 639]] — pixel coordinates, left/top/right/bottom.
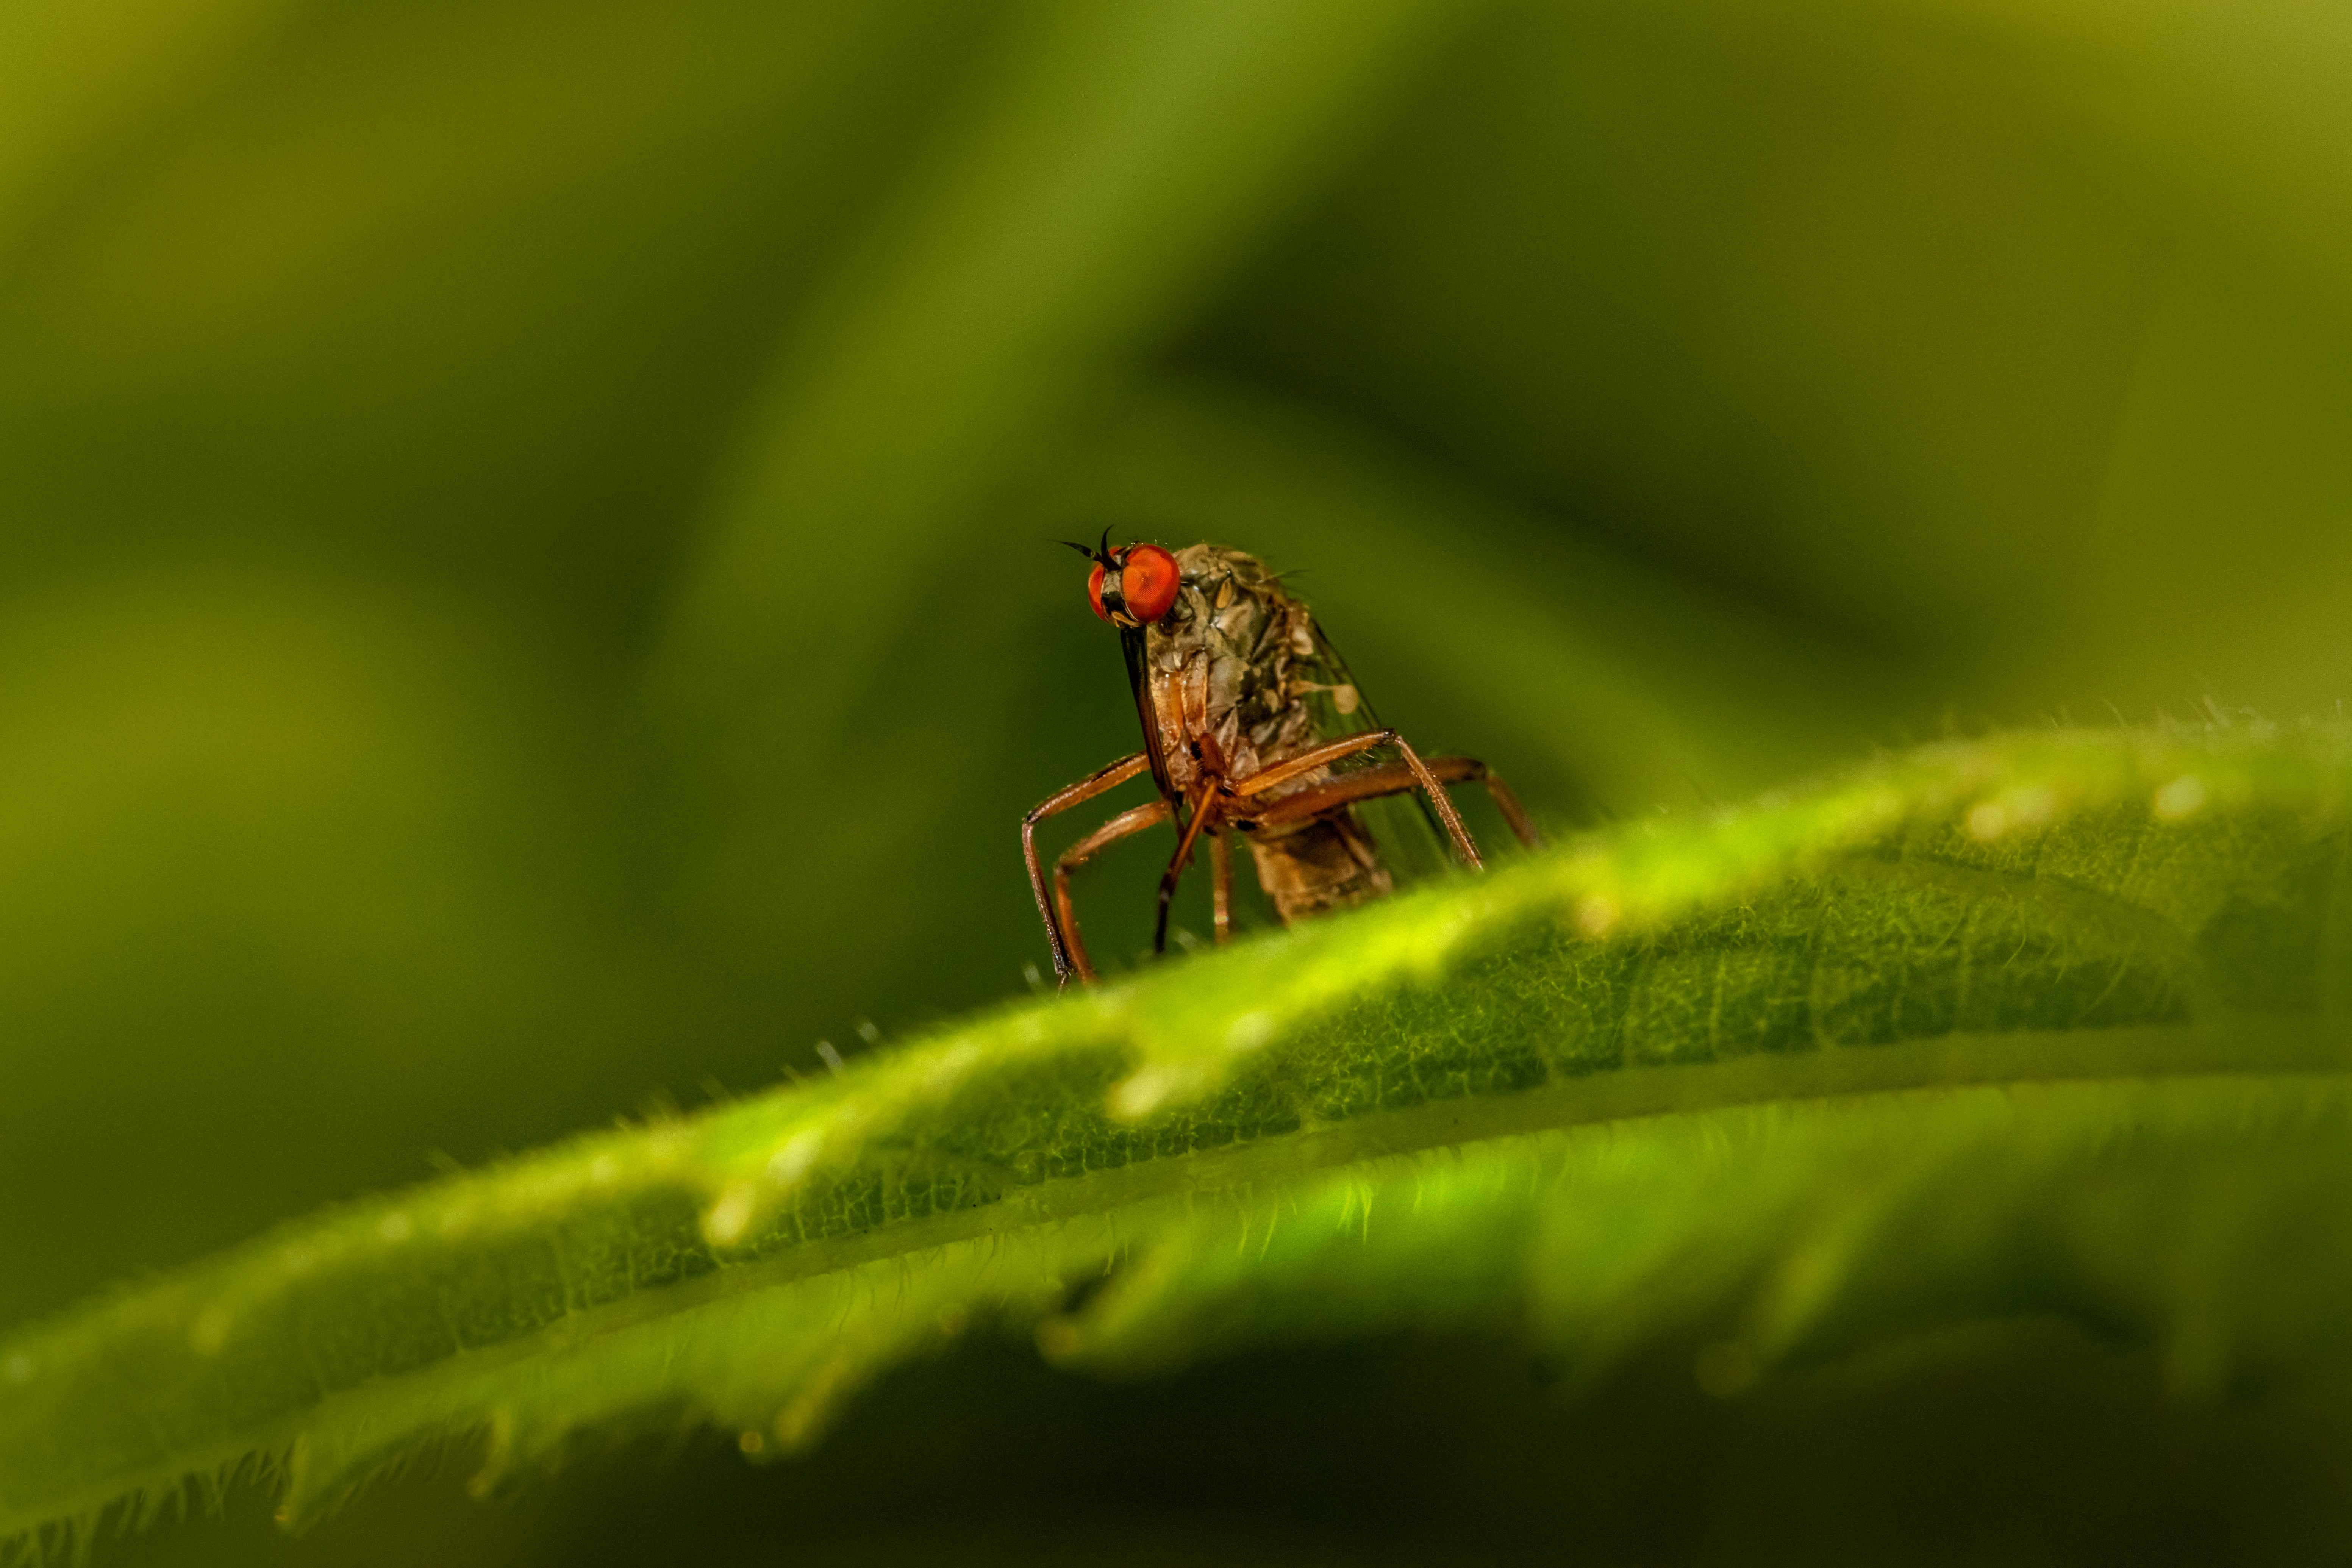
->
[[1297, 618, 1452, 881]]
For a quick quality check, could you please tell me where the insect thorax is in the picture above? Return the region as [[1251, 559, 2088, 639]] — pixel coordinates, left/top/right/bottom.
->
[[1142, 545, 1318, 791]]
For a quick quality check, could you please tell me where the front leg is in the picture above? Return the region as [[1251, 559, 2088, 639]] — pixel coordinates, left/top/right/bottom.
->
[[1153, 785, 1221, 957]]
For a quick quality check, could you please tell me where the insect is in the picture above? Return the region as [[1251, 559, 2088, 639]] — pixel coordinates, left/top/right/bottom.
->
[[1022, 535, 1544, 986]]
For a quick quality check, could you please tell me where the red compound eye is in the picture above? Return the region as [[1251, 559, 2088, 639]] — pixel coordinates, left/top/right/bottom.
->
[[1086, 562, 1110, 622], [1118, 544, 1181, 622]]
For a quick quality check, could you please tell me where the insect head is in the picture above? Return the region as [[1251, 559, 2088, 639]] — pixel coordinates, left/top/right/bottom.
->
[[1067, 532, 1180, 627]]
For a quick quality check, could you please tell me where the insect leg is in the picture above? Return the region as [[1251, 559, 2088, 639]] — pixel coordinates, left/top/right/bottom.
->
[[1238, 756, 1546, 851], [1231, 730, 1482, 871], [1153, 788, 1220, 957], [1023, 752, 1152, 986], [1210, 830, 1233, 942], [1471, 765, 1545, 850], [1052, 799, 1174, 984]]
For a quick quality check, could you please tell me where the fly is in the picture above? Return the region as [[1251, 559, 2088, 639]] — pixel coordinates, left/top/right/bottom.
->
[[1022, 535, 1544, 986]]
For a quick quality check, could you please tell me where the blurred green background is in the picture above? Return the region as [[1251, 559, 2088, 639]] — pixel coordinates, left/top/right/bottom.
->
[[5, 0, 2351, 1560]]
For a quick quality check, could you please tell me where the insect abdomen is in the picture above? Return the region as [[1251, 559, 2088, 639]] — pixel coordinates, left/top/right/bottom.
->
[[1247, 812, 1392, 925]]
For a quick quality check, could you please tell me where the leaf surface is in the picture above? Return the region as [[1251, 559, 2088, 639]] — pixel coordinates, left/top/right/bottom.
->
[[5, 721, 2351, 1548]]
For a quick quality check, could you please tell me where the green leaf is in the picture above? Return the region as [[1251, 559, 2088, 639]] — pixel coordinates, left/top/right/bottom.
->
[[5, 719, 2350, 1550]]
